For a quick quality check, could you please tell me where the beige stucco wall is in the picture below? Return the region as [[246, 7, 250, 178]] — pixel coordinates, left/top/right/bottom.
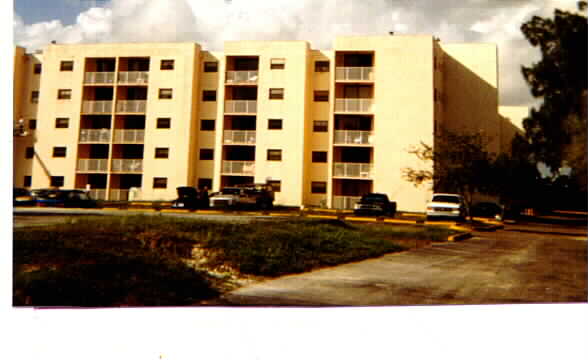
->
[[498, 105, 528, 153]]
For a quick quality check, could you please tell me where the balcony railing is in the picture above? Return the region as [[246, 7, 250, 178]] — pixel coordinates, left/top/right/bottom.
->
[[222, 160, 255, 176], [116, 100, 147, 113], [334, 130, 373, 145], [226, 71, 258, 84], [334, 99, 373, 113], [223, 130, 256, 145], [113, 129, 145, 144], [79, 129, 111, 143], [111, 159, 143, 173], [332, 196, 362, 210], [82, 101, 112, 114], [118, 71, 149, 84], [84, 72, 115, 84], [77, 158, 108, 172], [75, 189, 107, 200], [225, 100, 257, 114], [335, 67, 374, 81], [333, 162, 373, 179], [109, 189, 130, 201]]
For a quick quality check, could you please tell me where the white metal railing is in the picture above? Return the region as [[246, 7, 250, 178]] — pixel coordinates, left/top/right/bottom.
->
[[335, 67, 374, 81], [82, 101, 112, 114], [77, 158, 108, 172], [222, 161, 255, 175], [117, 71, 149, 84], [79, 129, 111, 143], [332, 196, 362, 210], [223, 130, 256, 145], [116, 100, 147, 113], [225, 100, 257, 114], [333, 162, 373, 179], [109, 189, 130, 201], [226, 70, 258, 84], [111, 159, 143, 173], [75, 189, 107, 200], [334, 130, 373, 145], [84, 72, 115, 84], [113, 129, 145, 144], [334, 98, 373, 113]]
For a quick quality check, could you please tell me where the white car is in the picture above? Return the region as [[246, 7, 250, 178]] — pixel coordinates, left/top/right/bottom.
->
[[426, 193, 467, 221]]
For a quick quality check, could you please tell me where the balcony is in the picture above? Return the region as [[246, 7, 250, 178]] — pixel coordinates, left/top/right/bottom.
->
[[225, 100, 257, 114], [82, 101, 112, 114], [77, 159, 108, 172], [334, 130, 373, 146], [75, 189, 107, 200], [332, 195, 362, 210], [111, 159, 143, 173], [113, 129, 145, 144], [226, 71, 258, 84], [84, 72, 115, 85], [334, 99, 373, 113], [109, 189, 130, 201], [222, 161, 255, 176], [333, 162, 373, 179], [79, 129, 111, 143], [116, 100, 147, 113], [335, 67, 374, 82], [118, 71, 149, 84], [223, 130, 256, 145]]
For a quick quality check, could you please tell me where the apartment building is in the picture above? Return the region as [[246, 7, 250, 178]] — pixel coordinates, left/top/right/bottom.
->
[[13, 35, 526, 212]]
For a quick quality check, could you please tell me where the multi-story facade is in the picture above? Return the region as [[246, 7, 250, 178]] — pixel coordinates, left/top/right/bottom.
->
[[13, 35, 526, 212]]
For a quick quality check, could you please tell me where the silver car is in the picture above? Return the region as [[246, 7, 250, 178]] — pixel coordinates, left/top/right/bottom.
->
[[426, 193, 467, 221]]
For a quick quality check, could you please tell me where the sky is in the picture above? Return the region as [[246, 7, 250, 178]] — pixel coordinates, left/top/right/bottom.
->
[[12, 0, 583, 109]]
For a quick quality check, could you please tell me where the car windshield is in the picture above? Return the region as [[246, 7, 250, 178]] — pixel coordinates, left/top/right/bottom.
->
[[432, 195, 460, 203], [362, 195, 386, 202], [220, 188, 241, 195]]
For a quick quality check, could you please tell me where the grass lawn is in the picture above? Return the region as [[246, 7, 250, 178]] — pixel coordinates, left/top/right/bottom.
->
[[13, 215, 458, 307]]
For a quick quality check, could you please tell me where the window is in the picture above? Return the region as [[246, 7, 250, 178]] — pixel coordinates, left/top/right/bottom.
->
[[270, 58, 285, 70], [57, 89, 72, 99], [311, 182, 327, 194], [55, 117, 69, 128], [201, 119, 215, 131], [53, 147, 67, 158], [60, 61, 74, 71], [267, 180, 281, 192], [315, 61, 329, 72], [159, 88, 173, 99], [202, 90, 216, 101], [155, 148, 169, 159], [51, 176, 64, 187], [314, 90, 329, 102], [33, 63, 42, 74], [157, 118, 171, 129], [267, 149, 282, 161], [28, 119, 37, 130], [313, 120, 328, 132], [312, 151, 327, 163], [269, 88, 284, 100], [31, 91, 39, 104], [200, 149, 214, 160], [153, 177, 167, 189], [25, 147, 34, 159], [24, 176, 32, 188], [434, 89, 441, 102], [160, 59, 174, 70], [268, 119, 282, 130], [204, 62, 218, 72], [198, 178, 213, 190]]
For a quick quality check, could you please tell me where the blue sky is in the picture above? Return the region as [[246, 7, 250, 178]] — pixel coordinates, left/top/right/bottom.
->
[[15, 0, 104, 25]]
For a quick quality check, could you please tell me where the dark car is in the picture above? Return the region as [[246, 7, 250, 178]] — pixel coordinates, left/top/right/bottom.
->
[[13, 188, 36, 206], [35, 189, 97, 208], [171, 186, 202, 209], [470, 202, 503, 219], [353, 193, 397, 217]]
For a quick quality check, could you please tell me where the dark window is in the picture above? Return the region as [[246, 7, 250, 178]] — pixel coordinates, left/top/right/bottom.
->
[[157, 118, 171, 129], [313, 120, 328, 132], [31, 91, 39, 103], [159, 88, 173, 99], [201, 119, 215, 131], [311, 181, 327, 194], [153, 177, 167, 189], [34, 63, 42, 74], [268, 119, 282, 130], [198, 178, 213, 190], [53, 147, 67, 158], [312, 151, 327, 163], [55, 117, 69, 128], [270, 58, 285, 70], [28, 119, 37, 130], [267, 149, 282, 161], [24, 176, 32, 188], [51, 176, 64, 187], [269, 88, 284, 100], [60, 61, 74, 71], [202, 90, 217, 101], [200, 149, 214, 160], [160, 60, 174, 70], [25, 147, 34, 159], [314, 90, 329, 102], [204, 62, 218, 72], [58, 89, 72, 99], [267, 180, 281, 192], [155, 148, 169, 159], [315, 61, 329, 72]]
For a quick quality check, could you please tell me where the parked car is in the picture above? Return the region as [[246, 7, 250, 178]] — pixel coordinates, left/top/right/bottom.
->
[[426, 193, 467, 221], [471, 201, 503, 220], [209, 183, 274, 209], [171, 186, 202, 209], [353, 193, 397, 217], [13, 188, 35, 206], [35, 189, 97, 208]]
